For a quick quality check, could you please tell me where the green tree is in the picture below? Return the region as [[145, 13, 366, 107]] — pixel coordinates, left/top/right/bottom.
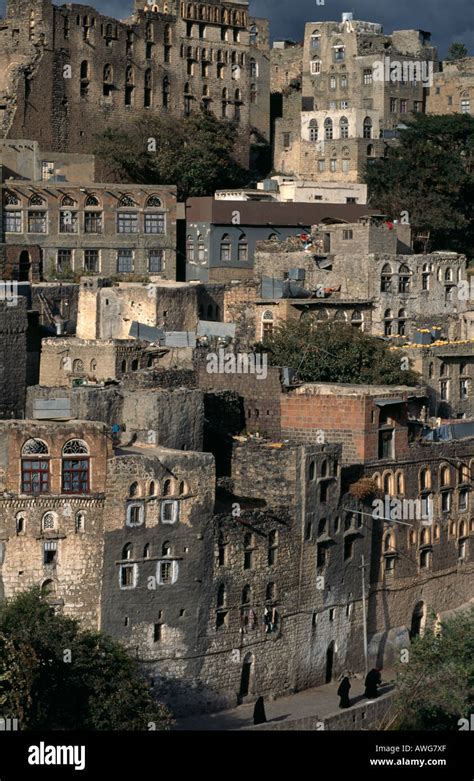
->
[[393, 609, 474, 730], [0, 590, 172, 730], [447, 42, 469, 61], [261, 320, 420, 386], [364, 114, 474, 257], [94, 111, 249, 200]]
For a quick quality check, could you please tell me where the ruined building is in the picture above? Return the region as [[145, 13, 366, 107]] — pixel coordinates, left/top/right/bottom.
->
[[274, 14, 438, 182], [0, 0, 270, 167]]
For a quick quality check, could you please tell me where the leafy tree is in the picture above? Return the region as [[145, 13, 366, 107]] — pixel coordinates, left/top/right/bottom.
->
[[447, 42, 469, 61], [0, 590, 172, 730], [393, 609, 474, 730], [94, 111, 250, 200], [364, 114, 474, 257], [261, 320, 420, 386]]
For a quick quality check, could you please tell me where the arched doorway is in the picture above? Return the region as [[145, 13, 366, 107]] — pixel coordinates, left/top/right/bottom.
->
[[19, 251, 31, 282], [239, 652, 254, 699], [325, 641, 335, 683], [410, 601, 425, 639]]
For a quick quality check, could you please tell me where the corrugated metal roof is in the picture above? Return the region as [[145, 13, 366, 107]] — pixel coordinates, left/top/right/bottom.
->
[[197, 321, 236, 338]]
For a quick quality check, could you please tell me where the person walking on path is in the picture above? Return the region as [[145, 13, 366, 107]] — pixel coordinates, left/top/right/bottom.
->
[[253, 696, 267, 725], [337, 675, 352, 709], [364, 668, 382, 700]]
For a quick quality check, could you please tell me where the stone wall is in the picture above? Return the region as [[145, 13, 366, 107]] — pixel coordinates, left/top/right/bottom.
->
[[0, 298, 28, 418]]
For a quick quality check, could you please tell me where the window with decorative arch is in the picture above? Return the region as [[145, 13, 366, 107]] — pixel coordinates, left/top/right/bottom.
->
[[61, 440, 90, 494], [21, 439, 50, 494]]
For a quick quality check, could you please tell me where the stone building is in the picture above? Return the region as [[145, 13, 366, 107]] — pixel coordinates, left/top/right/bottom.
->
[[76, 277, 198, 339], [0, 297, 28, 418], [2, 166, 177, 281], [274, 14, 438, 182], [427, 57, 474, 116], [251, 218, 468, 339], [39, 337, 153, 386], [353, 420, 474, 667], [0, 419, 111, 627], [0, 0, 270, 167], [185, 198, 372, 282], [410, 341, 474, 420], [27, 372, 205, 453]]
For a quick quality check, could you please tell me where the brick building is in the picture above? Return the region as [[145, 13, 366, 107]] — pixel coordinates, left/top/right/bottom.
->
[[0, 0, 270, 167], [410, 341, 474, 420], [274, 14, 438, 182]]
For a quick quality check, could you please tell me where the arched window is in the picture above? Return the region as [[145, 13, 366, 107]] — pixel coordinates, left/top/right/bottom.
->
[[381, 263, 392, 292], [62, 440, 90, 494], [249, 24, 257, 45], [42, 512, 57, 532], [422, 263, 431, 291], [144, 543, 151, 558], [363, 117, 372, 139], [162, 76, 170, 108], [383, 472, 393, 496], [268, 530, 279, 565], [339, 116, 349, 139], [237, 234, 248, 262], [244, 533, 255, 569], [262, 309, 274, 339], [162, 541, 172, 557], [384, 309, 393, 336], [333, 40, 345, 61], [149, 481, 156, 496], [85, 194, 101, 208], [309, 461, 315, 481], [122, 543, 133, 560], [367, 144, 374, 157], [399, 264, 411, 293], [129, 482, 139, 498], [324, 118, 333, 140], [398, 309, 407, 336], [241, 584, 252, 604], [29, 194, 46, 207], [420, 468, 432, 491], [309, 119, 318, 141], [311, 29, 321, 49], [163, 479, 172, 496], [144, 68, 153, 107], [445, 268, 453, 282], [164, 23, 171, 45], [75, 511, 86, 533], [217, 583, 226, 607], [220, 233, 231, 262], [351, 310, 363, 329], [80, 60, 89, 80], [41, 579, 56, 596], [250, 83, 257, 103], [179, 481, 187, 495], [395, 471, 405, 495], [440, 465, 451, 487], [310, 57, 321, 75], [334, 310, 347, 322]]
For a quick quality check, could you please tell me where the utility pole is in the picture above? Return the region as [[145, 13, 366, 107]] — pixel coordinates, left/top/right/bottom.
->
[[359, 554, 368, 676]]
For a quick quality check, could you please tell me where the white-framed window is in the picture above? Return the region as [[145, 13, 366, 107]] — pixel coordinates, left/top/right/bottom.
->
[[117, 212, 138, 233], [4, 211, 22, 232], [144, 213, 165, 234], [461, 99, 471, 114], [117, 249, 134, 274], [157, 559, 178, 584], [119, 562, 138, 589], [148, 249, 164, 272], [126, 502, 145, 527], [75, 511, 86, 533], [84, 249, 99, 273], [42, 511, 57, 532], [161, 500, 179, 524], [310, 59, 321, 75], [28, 211, 47, 233]]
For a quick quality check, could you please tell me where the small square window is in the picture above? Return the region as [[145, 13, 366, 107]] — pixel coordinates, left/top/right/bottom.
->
[[127, 503, 144, 527], [119, 563, 137, 589], [161, 500, 179, 524]]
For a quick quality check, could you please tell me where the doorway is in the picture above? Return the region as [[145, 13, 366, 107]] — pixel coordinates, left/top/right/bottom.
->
[[325, 641, 335, 683], [239, 652, 254, 699], [410, 601, 425, 639], [19, 251, 30, 282]]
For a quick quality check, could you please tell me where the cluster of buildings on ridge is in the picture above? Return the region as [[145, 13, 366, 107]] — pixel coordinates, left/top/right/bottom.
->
[[0, 0, 473, 719]]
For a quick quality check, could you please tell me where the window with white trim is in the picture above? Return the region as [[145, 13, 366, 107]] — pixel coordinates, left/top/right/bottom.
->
[[161, 500, 179, 524], [126, 502, 145, 527], [119, 562, 137, 589], [157, 559, 178, 584]]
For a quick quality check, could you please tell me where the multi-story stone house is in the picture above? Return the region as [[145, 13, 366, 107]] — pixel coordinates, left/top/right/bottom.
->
[[427, 57, 474, 117], [274, 14, 438, 182], [0, 0, 270, 167]]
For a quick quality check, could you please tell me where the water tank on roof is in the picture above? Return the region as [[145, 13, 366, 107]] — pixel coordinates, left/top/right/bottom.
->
[[342, 12, 354, 22]]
